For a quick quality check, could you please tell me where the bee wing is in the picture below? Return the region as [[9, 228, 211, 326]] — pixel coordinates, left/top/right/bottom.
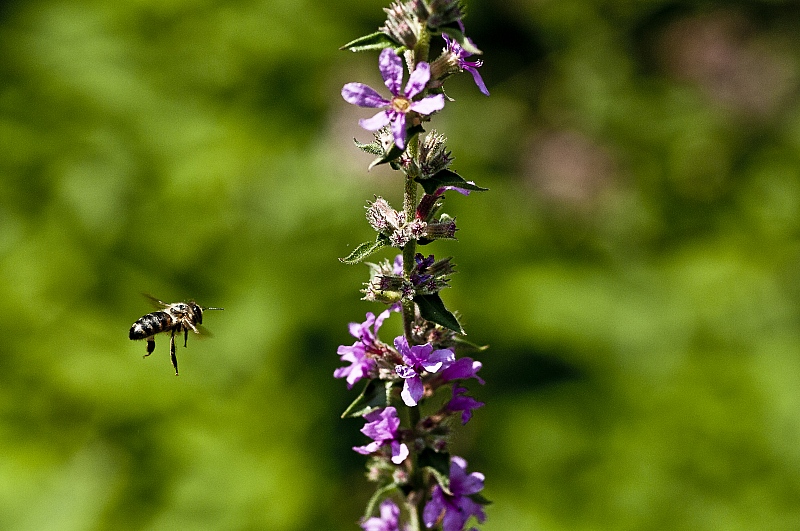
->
[[194, 325, 214, 338], [142, 293, 171, 309]]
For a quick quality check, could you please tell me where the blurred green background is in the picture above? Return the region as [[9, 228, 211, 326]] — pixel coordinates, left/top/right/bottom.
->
[[2, 0, 800, 529]]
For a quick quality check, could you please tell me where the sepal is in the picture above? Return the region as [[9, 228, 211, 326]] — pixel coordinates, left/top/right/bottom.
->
[[340, 32, 400, 53], [340, 234, 391, 265], [416, 293, 464, 334]]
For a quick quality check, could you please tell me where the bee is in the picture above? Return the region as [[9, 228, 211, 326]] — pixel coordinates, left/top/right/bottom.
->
[[129, 295, 223, 375]]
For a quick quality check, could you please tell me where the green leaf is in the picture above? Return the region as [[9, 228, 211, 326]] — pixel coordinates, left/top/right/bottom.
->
[[340, 32, 399, 53], [354, 138, 384, 157], [368, 143, 405, 170], [340, 235, 390, 265], [419, 448, 452, 495], [364, 484, 402, 519], [415, 293, 464, 334], [417, 169, 488, 195], [438, 24, 482, 55], [340, 380, 392, 418], [452, 335, 489, 352]]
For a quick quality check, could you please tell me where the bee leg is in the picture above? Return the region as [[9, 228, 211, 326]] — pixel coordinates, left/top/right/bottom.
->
[[170, 330, 179, 376], [184, 327, 189, 348], [143, 337, 156, 358]]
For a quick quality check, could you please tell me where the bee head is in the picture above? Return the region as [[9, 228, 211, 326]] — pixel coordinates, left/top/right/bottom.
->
[[187, 301, 204, 324]]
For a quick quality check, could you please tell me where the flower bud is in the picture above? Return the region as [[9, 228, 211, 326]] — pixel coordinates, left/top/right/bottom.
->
[[406, 219, 428, 239], [423, 216, 457, 240], [418, 130, 453, 179], [366, 197, 405, 235], [381, 1, 423, 49], [429, 48, 463, 82], [415, 193, 443, 222], [420, 0, 464, 30]]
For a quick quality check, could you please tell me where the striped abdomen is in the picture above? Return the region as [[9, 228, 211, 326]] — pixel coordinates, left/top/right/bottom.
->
[[129, 311, 174, 340]]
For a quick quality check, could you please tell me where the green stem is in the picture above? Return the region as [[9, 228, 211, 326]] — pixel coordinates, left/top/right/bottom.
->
[[404, 33, 430, 531], [402, 139, 419, 342], [405, 404, 423, 531], [413, 30, 431, 69]]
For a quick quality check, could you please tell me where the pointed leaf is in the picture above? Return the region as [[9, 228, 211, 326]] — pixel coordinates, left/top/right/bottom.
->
[[340, 235, 390, 265], [415, 293, 464, 334], [340, 379, 392, 418], [452, 335, 489, 352], [364, 483, 402, 519], [340, 32, 399, 53], [354, 137, 384, 156], [419, 448, 452, 495], [417, 169, 488, 195], [368, 143, 405, 170], [468, 492, 493, 506]]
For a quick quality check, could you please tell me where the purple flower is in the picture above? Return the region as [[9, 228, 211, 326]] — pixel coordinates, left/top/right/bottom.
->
[[361, 499, 403, 531], [440, 357, 484, 385], [353, 407, 409, 464], [447, 385, 484, 425], [394, 336, 455, 406], [442, 33, 489, 96], [342, 48, 445, 150], [334, 308, 393, 389], [423, 456, 487, 531]]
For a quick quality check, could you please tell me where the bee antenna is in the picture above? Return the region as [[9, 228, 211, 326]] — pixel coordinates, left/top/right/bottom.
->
[[204, 307, 224, 311]]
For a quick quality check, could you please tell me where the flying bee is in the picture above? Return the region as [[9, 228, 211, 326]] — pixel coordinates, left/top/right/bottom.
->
[[129, 295, 223, 375]]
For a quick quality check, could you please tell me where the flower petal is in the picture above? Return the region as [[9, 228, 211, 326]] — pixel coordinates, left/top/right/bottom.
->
[[440, 357, 484, 383], [409, 342, 433, 365], [390, 441, 409, 464], [379, 48, 404, 96], [352, 441, 381, 455], [466, 66, 490, 96], [409, 94, 445, 116], [401, 376, 423, 406], [421, 348, 455, 373], [390, 112, 406, 149], [393, 335, 410, 356], [342, 83, 390, 108], [423, 489, 446, 528], [405, 61, 431, 98], [373, 307, 393, 331], [359, 111, 392, 131], [395, 365, 416, 379], [348, 312, 375, 339]]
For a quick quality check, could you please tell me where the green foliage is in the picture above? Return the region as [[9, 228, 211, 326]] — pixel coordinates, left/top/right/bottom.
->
[[415, 293, 464, 334], [416, 168, 489, 194], [340, 31, 401, 53], [340, 235, 391, 265], [341, 380, 392, 419]]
